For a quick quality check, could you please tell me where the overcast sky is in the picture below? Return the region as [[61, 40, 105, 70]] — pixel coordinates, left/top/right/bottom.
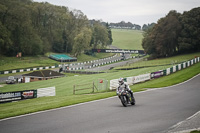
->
[[33, 0, 200, 26]]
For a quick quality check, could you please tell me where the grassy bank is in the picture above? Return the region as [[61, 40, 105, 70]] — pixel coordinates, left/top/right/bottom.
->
[[115, 52, 200, 70], [112, 29, 144, 50], [130, 62, 200, 90], [0, 53, 114, 71]]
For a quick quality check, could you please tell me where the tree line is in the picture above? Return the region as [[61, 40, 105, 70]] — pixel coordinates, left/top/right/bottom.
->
[[0, 0, 113, 57], [110, 21, 141, 30], [142, 7, 200, 59]]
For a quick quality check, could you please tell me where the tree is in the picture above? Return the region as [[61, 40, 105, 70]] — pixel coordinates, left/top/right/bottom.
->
[[106, 23, 113, 45], [142, 28, 156, 58], [0, 0, 113, 56], [142, 23, 156, 31], [142, 10, 182, 58], [73, 28, 92, 57], [0, 21, 12, 55], [178, 7, 200, 53], [92, 22, 109, 49], [155, 11, 181, 57]]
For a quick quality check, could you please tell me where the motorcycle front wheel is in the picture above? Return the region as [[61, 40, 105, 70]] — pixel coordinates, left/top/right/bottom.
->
[[131, 96, 135, 105], [120, 95, 128, 107]]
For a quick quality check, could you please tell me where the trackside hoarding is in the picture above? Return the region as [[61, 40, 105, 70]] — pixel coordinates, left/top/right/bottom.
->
[[151, 71, 164, 78], [110, 73, 151, 90], [133, 73, 151, 84], [0, 87, 55, 103], [92, 49, 145, 54], [0, 90, 37, 103]]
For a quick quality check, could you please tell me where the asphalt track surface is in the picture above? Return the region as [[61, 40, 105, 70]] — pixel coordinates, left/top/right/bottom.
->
[[0, 75, 200, 133]]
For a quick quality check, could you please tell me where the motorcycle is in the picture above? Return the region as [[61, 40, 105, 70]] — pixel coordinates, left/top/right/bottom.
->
[[116, 87, 135, 107]]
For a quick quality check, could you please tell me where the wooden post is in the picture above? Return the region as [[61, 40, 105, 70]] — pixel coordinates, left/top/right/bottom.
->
[[73, 85, 75, 95], [92, 82, 94, 93]]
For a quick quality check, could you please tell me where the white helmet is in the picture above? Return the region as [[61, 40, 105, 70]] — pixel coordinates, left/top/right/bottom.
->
[[118, 78, 124, 85]]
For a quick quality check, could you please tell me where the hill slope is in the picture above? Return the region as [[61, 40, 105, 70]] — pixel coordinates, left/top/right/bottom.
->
[[112, 29, 144, 50]]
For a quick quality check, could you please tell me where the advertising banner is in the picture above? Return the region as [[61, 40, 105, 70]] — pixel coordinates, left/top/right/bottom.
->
[[133, 73, 151, 84], [126, 77, 134, 85], [37, 87, 56, 98], [0, 90, 37, 103], [21, 90, 36, 99], [0, 91, 21, 103], [151, 71, 163, 78], [92, 49, 145, 54], [110, 79, 119, 90]]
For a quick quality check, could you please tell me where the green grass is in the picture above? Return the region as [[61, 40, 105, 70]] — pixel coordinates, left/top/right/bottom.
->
[[115, 52, 200, 70], [77, 53, 114, 62], [0, 59, 199, 119], [0, 53, 115, 71], [130, 62, 200, 90], [0, 55, 58, 71], [0, 29, 200, 120], [0, 29, 143, 72], [112, 29, 144, 50]]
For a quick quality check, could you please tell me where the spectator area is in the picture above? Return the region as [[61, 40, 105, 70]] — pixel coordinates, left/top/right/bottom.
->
[[49, 54, 77, 62]]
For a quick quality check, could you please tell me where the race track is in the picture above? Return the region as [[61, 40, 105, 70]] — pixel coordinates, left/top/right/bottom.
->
[[0, 75, 200, 133]]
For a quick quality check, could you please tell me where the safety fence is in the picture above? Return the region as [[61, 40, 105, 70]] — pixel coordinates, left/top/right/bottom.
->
[[110, 57, 200, 90], [0, 66, 58, 75], [0, 86, 55, 103], [73, 79, 108, 95], [73, 82, 97, 95]]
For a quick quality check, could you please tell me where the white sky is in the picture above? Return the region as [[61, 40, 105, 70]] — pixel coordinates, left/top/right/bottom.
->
[[33, 0, 200, 26]]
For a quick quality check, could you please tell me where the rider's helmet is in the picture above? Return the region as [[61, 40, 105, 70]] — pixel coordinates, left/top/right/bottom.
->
[[118, 78, 124, 85]]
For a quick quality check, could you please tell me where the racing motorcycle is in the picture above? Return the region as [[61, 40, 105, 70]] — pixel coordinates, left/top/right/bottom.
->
[[116, 87, 135, 107]]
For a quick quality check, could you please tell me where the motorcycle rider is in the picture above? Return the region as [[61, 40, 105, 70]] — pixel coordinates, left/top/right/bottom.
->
[[118, 78, 134, 98]]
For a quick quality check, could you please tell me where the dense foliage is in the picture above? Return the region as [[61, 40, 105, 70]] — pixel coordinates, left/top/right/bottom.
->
[[142, 7, 200, 58], [0, 0, 112, 57], [142, 23, 156, 31]]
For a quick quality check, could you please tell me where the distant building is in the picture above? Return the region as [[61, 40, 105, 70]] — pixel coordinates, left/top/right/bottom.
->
[[22, 70, 65, 83]]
